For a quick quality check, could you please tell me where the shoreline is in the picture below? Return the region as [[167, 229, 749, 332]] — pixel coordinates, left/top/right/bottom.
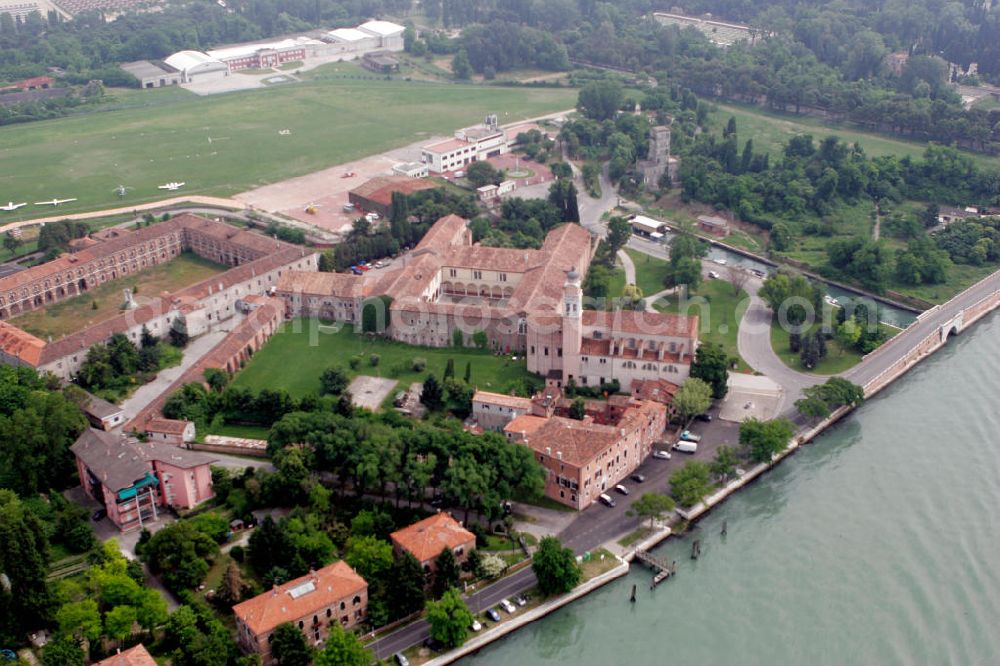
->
[[424, 284, 1000, 663]]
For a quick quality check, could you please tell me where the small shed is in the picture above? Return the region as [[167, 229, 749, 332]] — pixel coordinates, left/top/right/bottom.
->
[[80, 392, 125, 431]]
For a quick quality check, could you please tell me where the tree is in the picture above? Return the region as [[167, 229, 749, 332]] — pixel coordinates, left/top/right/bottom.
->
[[216, 560, 248, 606], [319, 366, 348, 395], [548, 178, 580, 223], [794, 394, 830, 420], [3, 231, 21, 254], [314, 624, 371, 666], [426, 588, 473, 649], [420, 374, 444, 410], [577, 80, 623, 121], [568, 397, 586, 420], [627, 493, 676, 529], [689, 343, 730, 399], [169, 316, 189, 347], [344, 536, 394, 583], [56, 599, 102, 643], [669, 461, 713, 507], [605, 216, 631, 258], [138, 521, 216, 593], [466, 161, 501, 188], [270, 622, 312, 666], [203, 367, 229, 393], [726, 265, 750, 297], [835, 319, 861, 354], [740, 418, 796, 464], [464, 361, 471, 383], [386, 552, 426, 619], [41, 634, 86, 666], [710, 446, 740, 482], [0, 490, 54, 646], [432, 547, 461, 598], [672, 377, 713, 425], [665, 256, 702, 291], [444, 358, 455, 380], [104, 604, 137, 646], [532, 536, 581, 596], [452, 49, 472, 79]]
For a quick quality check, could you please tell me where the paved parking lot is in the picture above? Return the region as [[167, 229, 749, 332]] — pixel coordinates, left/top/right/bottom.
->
[[558, 405, 740, 551], [348, 375, 399, 411]]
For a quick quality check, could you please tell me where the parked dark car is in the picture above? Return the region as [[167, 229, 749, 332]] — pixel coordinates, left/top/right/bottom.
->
[[92, 508, 107, 521], [486, 608, 501, 622], [696, 412, 713, 422], [630, 473, 646, 483]]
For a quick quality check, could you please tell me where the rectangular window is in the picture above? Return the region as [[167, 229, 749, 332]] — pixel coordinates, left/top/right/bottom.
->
[[499, 273, 507, 282], [544, 347, 549, 356], [449, 268, 457, 278], [473, 270, 482, 280]]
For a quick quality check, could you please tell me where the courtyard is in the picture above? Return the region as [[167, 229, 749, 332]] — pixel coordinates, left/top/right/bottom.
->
[[11, 251, 227, 339], [231, 320, 539, 398]]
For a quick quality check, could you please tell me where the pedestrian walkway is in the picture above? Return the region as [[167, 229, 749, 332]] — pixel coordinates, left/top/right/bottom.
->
[[617, 248, 637, 286], [118, 327, 230, 422]]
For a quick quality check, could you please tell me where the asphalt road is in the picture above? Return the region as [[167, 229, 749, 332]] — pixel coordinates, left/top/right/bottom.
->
[[845, 269, 1000, 387], [368, 406, 739, 660]]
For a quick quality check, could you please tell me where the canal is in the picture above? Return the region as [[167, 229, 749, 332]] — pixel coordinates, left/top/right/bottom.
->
[[460, 312, 1000, 665]]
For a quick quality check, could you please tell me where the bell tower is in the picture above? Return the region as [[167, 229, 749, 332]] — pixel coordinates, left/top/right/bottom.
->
[[561, 267, 583, 383]]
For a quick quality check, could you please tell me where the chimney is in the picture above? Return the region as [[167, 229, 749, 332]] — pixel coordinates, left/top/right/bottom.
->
[[545, 447, 551, 455], [557, 451, 563, 460]]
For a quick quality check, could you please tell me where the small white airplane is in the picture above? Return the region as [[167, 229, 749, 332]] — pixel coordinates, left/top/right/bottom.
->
[[158, 182, 185, 191], [34, 198, 77, 206], [0, 201, 27, 211]]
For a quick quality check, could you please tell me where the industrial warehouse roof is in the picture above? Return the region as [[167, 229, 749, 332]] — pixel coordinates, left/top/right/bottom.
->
[[164, 50, 226, 73], [120, 60, 177, 79], [358, 20, 405, 36], [208, 37, 323, 61], [327, 27, 370, 42]]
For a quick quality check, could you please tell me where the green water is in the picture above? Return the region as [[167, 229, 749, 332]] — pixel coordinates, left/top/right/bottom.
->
[[462, 313, 1000, 665]]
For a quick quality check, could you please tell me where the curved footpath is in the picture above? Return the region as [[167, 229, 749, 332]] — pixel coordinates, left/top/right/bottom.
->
[[737, 277, 825, 412]]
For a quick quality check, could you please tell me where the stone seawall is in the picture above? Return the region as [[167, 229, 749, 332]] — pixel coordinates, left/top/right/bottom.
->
[[422, 559, 631, 666]]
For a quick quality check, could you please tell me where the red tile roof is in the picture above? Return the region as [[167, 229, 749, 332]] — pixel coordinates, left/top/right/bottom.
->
[[145, 418, 192, 435], [0, 321, 45, 365], [276, 271, 368, 298], [233, 561, 367, 636], [390, 513, 475, 564], [632, 379, 681, 405], [93, 644, 157, 666], [349, 176, 439, 208], [582, 309, 698, 339]]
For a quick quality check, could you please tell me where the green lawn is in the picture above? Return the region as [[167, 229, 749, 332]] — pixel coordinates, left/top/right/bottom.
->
[[709, 101, 1000, 171], [608, 259, 626, 301], [232, 321, 539, 398], [770, 322, 863, 375], [11, 252, 227, 339], [625, 247, 671, 296], [889, 262, 1000, 305], [0, 78, 576, 219], [652, 279, 750, 372]]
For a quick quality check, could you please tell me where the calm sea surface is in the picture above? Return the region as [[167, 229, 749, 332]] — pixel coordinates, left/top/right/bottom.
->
[[461, 313, 1000, 665]]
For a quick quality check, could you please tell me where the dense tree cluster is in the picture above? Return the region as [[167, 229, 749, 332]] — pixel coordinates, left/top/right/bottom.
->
[[0, 366, 87, 496], [795, 377, 865, 419], [459, 21, 568, 74], [320, 188, 477, 272], [934, 215, 1000, 266]]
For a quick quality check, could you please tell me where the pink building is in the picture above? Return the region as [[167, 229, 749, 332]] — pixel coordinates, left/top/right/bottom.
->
[[71, 428, 217, 532]]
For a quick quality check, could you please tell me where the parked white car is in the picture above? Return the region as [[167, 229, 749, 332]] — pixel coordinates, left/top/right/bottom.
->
[[499, 598, 517, 614]]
